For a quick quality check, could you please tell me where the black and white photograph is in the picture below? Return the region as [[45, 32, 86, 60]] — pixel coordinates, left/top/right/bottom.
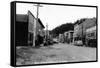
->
[[11, 1, 97, 67]]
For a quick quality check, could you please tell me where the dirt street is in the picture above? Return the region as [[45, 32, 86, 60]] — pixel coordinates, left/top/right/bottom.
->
[[16, 43, 97, 65]]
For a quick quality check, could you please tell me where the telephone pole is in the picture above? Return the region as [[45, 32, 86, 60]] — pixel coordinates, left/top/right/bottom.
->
[[33, 4, 43, 46], [45, 23, 49, 45]]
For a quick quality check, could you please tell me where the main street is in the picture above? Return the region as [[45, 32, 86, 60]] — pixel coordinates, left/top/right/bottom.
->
[[16, 43, 96, 65]]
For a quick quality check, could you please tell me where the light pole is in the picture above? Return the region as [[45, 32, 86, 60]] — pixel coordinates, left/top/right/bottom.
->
[[33, 4, 43, 47]]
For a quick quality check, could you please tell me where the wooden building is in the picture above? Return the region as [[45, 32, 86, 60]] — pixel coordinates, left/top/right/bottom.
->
[[16, 11, 45, 46]]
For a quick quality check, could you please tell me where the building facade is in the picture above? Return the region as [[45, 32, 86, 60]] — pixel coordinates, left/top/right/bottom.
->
[[16, 11, 45, 46], [73, 18, 97, 46], [85, 25, 97, 47]]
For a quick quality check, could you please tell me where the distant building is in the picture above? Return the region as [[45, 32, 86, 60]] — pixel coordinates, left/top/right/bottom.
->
[[58, 34, 64, 43], [64, 30, 74, 43], [73, 24, 80, 40], [64, 32, 68, 43], [16, 11, 45, 46]]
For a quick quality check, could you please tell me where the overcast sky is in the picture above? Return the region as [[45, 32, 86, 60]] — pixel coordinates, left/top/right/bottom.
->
[[16, 3, 96, 30]]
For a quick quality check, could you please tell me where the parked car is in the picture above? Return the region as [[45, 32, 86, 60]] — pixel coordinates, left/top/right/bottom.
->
[[74, 40, 83, 46], [86, 39, 97, 47], [52, 39, 58, 44]]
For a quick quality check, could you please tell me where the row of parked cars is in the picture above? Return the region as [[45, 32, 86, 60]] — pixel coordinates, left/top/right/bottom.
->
[[74, 39, 97, 47]]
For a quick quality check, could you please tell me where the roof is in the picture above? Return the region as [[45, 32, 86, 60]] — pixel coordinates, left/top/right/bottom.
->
[[28, 10, 35, 18], [28, 10, 45, 28], [64, 30, 74, 34], [38, 18, 45, 28], [16, 11, 45, 28], [74, 18, 86, 25], [16, 14, 28, 22], [74, 18, 96, 26]]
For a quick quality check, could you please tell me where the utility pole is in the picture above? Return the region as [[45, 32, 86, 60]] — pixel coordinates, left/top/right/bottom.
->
[[45, 23, 49, 45], [33, 4, 43, 47], [46, 23, 49, 36], [46, 23, 48, 39], [82, 23, 84, 45]]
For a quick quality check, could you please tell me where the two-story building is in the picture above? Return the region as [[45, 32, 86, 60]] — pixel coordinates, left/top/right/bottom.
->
[[73, 18, 97, 46]]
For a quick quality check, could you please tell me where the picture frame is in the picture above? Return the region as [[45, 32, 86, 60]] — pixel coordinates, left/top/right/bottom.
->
[[11, 1, 98, 67]]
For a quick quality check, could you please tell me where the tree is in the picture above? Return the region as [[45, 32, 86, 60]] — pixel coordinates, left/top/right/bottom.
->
[[51, 23, 74, 38]]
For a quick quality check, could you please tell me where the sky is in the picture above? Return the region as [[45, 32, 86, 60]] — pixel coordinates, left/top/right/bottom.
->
[[16, 3, 96, 30]]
